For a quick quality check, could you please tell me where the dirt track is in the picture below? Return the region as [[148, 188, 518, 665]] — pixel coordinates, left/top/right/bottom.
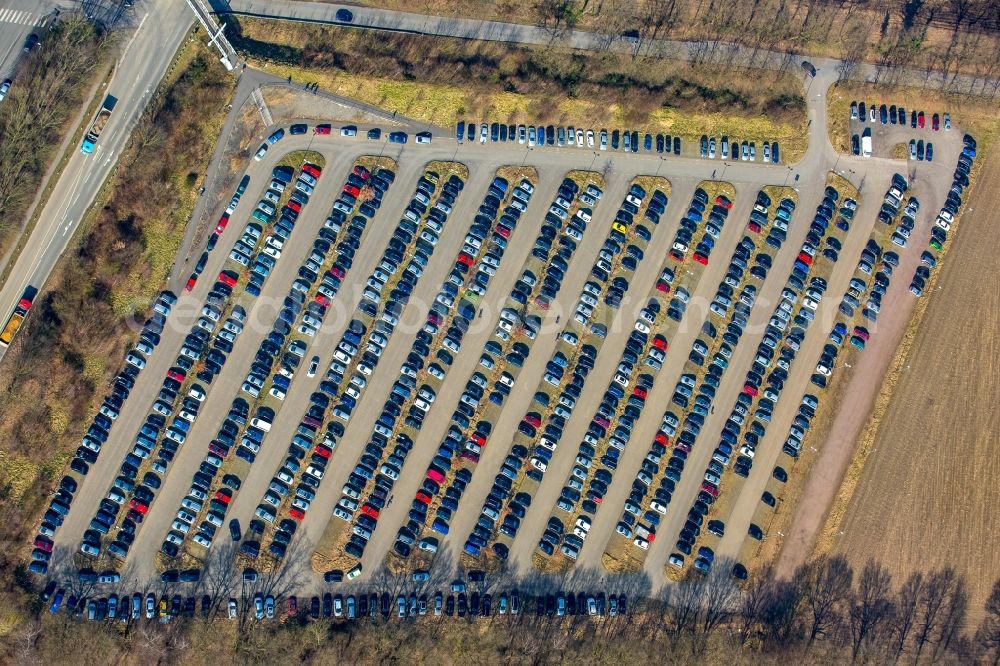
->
[[816, 148, 1000, 612]]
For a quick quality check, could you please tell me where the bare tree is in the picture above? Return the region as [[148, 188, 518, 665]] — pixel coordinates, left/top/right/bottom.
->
[[761, 576, 802, 645], [201, 540, 243, 617], [694, 561, 739, 654], [976, 578, 1000, 666], [534, 0, 581, 38], [663, 575, 703, 645], [914, 567, 958, 659], [933, 574, 968, 658], [891, 571, 923, 658], [848, 558, 895, 663], [736, 570, 773, 646], [800, 554, 854, 645]]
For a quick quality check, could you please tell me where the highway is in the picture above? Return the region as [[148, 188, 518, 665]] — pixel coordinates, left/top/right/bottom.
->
[[0, 0, 193, 361]]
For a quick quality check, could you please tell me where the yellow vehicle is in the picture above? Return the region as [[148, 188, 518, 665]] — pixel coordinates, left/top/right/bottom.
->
[[611, 221, 628, 235], [0, 288, 35, 347]]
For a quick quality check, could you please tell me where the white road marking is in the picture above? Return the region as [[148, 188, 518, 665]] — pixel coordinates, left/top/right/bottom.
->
[[0, 10, 35, 25]]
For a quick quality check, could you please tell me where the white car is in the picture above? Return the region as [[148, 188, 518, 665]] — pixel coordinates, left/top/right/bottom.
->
[[0, 79, 10, 102]]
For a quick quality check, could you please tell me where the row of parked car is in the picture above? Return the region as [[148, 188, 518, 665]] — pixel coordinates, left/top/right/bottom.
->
[[699, 136, 781, 164], [205, 163, 396, 559], [147, 161, 323, 559], [456, 121, 689, 156], [29, 291, 180, 573], [39, 577, 629, 621], [89, 166, 291, 563], [912, 135, 976, 296], [185, 175, 251, 292], [850, 101, 951, 131], [375, 176, 537, 560], [597, 190, 777, 570], [645, 191, 779, 572], [453, 177, 603, 560], [313, 170, 467, 560], [534, 185, 675, 560]]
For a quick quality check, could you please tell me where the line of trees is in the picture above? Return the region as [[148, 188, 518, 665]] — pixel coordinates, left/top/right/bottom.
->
[[532, 0, 1000, 95], [9, 552, 1000, 664]]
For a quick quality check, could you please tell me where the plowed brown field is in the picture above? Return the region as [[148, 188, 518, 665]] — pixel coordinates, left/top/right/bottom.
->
[[831, 147, 1000, 611]]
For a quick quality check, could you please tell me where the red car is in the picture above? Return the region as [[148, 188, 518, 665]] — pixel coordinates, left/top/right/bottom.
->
[[314, 294, 331, 308], [669, 249, 685, 262], [167, 368, 186, 382], [215, 489, 232, 504], [654, 431, 669, 445], [329, 265, 345, 279], [700, 481, 719, 498], [535, 296, 549, 310], [208, 442, 227, 457], [655, 279, 671, 294], [675, 440, 691, 454], [353, 165, 370, 180], [633, 387, 647, 400], [932, 112, 940, 130], [652, 335, 668, 350], [918, 111, 925, 128], [215, 214, 230, 234], [470, 432, 486, 447], [313, 444, 332, 459], [344, 184, 361, 197], [461, 450, 480, 464], [286, 200, 302, 213], [797, 251, 813, 266], [692, 252, 708, 265], [287, 596, 297, 616], [747, 220, 761, 233], [457, 252, 474, 267], [743, 384, 759, 396], [415, 490, 432, 505], [128, 499, 148, 515], [593, 415, 610, 429], [495, 225, 511, 239], [217, 270, 238, 287], [289, 508, 305, 521], [33, 537, 53, 553], [715, 195, 732, 209], [853, 326, 870, 341], [302, 162, 322, 177], [523, 413, 541, 428], [312, 125, 331, 136], [185, 274, 198, 292], [361, 505, 379, 519]]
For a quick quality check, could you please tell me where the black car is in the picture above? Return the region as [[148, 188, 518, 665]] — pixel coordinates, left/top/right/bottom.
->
[[336, 8, 353, 21]]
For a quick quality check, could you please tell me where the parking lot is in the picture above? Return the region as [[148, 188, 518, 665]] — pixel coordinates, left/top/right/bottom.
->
[[33, 102, 973, 604]]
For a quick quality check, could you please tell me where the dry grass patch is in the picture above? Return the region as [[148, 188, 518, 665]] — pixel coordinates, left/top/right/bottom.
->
[[231, 18, 806, 152]]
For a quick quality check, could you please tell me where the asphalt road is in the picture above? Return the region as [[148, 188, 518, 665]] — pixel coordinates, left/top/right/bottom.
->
[[0, 0, 193, 361]]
